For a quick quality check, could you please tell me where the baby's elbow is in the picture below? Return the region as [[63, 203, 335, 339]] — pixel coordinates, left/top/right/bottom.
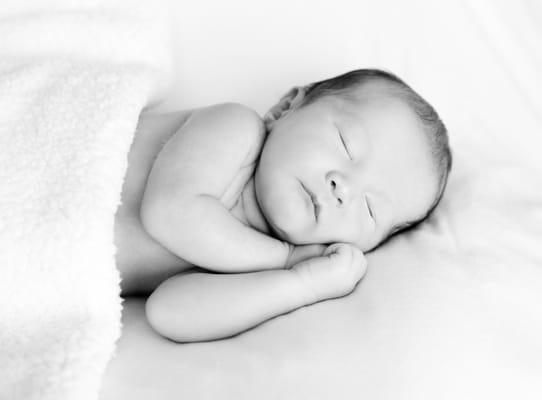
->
[[145, 289, 186, 342], [139, 184, 165, 239], [145, 283, 211, 343], [139, 192, 181, 245]]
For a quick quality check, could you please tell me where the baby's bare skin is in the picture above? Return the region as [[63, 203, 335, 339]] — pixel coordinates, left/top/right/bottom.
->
[[115, 107, 286, 295], [115, 108, 264, 295], [117, 76, 442, 342], [114, 110, 194, 295], [117, 102, 367, 343]]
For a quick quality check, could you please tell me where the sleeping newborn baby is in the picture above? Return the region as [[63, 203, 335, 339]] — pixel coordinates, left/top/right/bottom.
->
[[114, 68, 452, 342]]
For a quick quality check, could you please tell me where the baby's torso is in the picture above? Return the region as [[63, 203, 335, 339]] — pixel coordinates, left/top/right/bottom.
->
[[114, 109, 254, 295]]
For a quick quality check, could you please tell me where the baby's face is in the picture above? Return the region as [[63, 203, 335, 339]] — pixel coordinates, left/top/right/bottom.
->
[[254, 83, 438, 251]]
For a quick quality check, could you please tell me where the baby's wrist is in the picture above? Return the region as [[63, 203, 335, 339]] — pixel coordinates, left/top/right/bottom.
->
[[289, 268, 319, 304]]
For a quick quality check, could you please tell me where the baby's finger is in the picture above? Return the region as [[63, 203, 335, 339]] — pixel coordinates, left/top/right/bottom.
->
[[323, 242, 345, 257], [323, 242, 354, 263], [324, 243, 354, 268]]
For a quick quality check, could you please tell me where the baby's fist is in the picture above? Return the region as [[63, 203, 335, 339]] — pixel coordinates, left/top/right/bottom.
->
[[291, 242, 367, 302]]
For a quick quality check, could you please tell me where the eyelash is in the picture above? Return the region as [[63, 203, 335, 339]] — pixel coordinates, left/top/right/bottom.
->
[[337, 130, 352, 160], [365, 196, 375, 221]]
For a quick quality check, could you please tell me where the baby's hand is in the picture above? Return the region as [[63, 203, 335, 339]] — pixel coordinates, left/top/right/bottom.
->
[[290, 243, 367, 303]]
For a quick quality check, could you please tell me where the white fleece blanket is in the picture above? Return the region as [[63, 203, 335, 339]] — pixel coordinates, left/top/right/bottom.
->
[[0, 1, 172, 399]]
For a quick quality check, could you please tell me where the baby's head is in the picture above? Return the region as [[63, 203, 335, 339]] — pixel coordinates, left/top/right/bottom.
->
[[254, 68, 452, 252]]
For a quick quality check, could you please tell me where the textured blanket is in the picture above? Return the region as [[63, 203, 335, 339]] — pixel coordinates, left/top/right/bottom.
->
[[0, 1, 172, 399]]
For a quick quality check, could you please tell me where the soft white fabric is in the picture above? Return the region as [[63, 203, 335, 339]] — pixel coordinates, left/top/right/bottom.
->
[[0, 1, 172, 399], [101, 0, 542, 399]]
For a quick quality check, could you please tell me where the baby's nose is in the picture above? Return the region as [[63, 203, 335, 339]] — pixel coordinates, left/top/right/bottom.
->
[[327, 172, 351, 207]]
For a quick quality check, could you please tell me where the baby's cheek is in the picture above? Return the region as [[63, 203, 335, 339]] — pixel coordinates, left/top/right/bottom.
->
[[329, 220, 372, 251]]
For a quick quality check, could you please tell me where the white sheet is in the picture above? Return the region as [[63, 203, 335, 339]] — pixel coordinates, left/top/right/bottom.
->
[[101, 0, 542, 399]]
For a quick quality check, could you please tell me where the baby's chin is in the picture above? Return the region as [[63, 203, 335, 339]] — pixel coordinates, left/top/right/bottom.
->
[[259, 210, 295, 243], [264, 209, 322, 245]]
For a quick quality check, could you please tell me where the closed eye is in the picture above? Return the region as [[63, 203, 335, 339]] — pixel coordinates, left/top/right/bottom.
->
[[337, 128, 352, 160], [365, 196, 375, 220]]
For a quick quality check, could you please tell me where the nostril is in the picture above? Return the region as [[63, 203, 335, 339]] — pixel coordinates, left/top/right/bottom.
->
[[330, 179, 343, 205]]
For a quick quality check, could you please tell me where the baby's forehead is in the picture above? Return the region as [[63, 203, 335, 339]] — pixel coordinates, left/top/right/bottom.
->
[[329, 90, 436, 196], [329, 91, 423, 143], [318, 80, 411, 119]]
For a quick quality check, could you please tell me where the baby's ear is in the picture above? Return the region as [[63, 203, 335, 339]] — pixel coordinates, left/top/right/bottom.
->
[[263, 86, 308, 129]]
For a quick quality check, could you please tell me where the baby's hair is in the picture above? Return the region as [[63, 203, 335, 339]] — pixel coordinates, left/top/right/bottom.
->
[[300, 68, 453, 246]]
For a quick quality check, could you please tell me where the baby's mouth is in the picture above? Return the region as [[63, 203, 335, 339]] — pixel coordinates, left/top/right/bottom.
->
[[300, 181, 320, 221]]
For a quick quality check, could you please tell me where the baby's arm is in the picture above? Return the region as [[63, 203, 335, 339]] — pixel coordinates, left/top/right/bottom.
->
[[146, 243, 367, 342], [140, 103, 290, 273]]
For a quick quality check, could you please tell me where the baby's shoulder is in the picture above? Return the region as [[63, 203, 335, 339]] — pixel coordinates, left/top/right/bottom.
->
[[197, 102, 261, 121], [193, 102, 264, 134], [191, 102, 266, 165]]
